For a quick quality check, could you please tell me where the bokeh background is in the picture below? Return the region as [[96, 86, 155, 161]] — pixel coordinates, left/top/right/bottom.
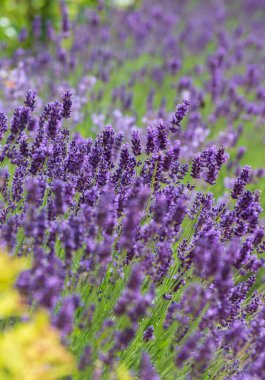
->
[[0, 0, 138, 50]]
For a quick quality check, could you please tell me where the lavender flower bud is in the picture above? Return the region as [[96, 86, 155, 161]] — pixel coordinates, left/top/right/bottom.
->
[[170, 100, 189, 132], [216, 145, 229, 169], [191, 153, 202, 179], [61, 90, 73, 119], [143, 326, 155, 342], [139, 352, 160, 380], [231, 165, 252, 199], [53, 295, 80, 336], [24, 89, 37, 111], [0, 113, 8, 140], [156, 122, 167, 150], [52, 179, 67, 215], [11, 106, 31, 135], [145, 127, 156, 154], [131, 130, 142, 156], [60, 0, 70, 35]]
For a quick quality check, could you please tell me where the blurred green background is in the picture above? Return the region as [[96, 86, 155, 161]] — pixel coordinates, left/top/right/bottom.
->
[[0, 0, 138, 51], [0, 0, 95, 45]]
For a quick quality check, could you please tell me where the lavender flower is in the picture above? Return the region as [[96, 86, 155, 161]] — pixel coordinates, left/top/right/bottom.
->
[[232, 165, 252, 199], [191, 153, 202, 179], [143, 326, 155, 342], [145, 127, 157, 154], [156, 122, 167, 150], [170, 100, 189, 132], [24, 89, 37, 111], [140, 352, 160, 380], [0, 113, 8, 140], [131, 130, 142, 156], [11, 106, 31, 136], [61, 90, 73, 119], [0, 2, 264, 378]]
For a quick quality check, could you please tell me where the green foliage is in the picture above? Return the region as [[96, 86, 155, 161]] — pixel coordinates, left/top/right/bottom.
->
[[0, 0, 98, 51]]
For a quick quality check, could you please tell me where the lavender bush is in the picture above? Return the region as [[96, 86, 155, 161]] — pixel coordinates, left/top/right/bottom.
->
[[0, 0, 264, 379]]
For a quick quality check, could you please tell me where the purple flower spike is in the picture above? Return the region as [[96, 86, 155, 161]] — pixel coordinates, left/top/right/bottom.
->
[[0, 113, 8, 141], [61, 90, 73, 119], [24, 89, 37, 111], [143, 325, 155, 342], [131, 130, 142, 156], [191, 153, 202, 179], [231, 165, 252, 199], [60, 0, 70, 35], [11, 106, 31, 136], [156, 122, 168, 150], [170, 100, 189, 132], [139, 352, 160, 380], [53, 295, 80, 336], [145, 126, 157, 154]]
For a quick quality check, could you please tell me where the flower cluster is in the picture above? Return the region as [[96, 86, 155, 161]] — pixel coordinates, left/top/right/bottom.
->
[[0, 0, 264, 379], [0, 90, 263, 379]]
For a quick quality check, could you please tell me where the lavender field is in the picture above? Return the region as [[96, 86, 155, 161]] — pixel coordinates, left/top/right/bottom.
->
[[0, 0, 265, 379]]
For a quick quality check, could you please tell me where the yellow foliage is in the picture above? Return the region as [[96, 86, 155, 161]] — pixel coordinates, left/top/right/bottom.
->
[[116, 363, 134, 380], [0, 251, 28, 318], [0, 250, 75, 380], [0, 289, 26, 318], [0, 311, 75, 380], [0, 251, 28, 291]]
